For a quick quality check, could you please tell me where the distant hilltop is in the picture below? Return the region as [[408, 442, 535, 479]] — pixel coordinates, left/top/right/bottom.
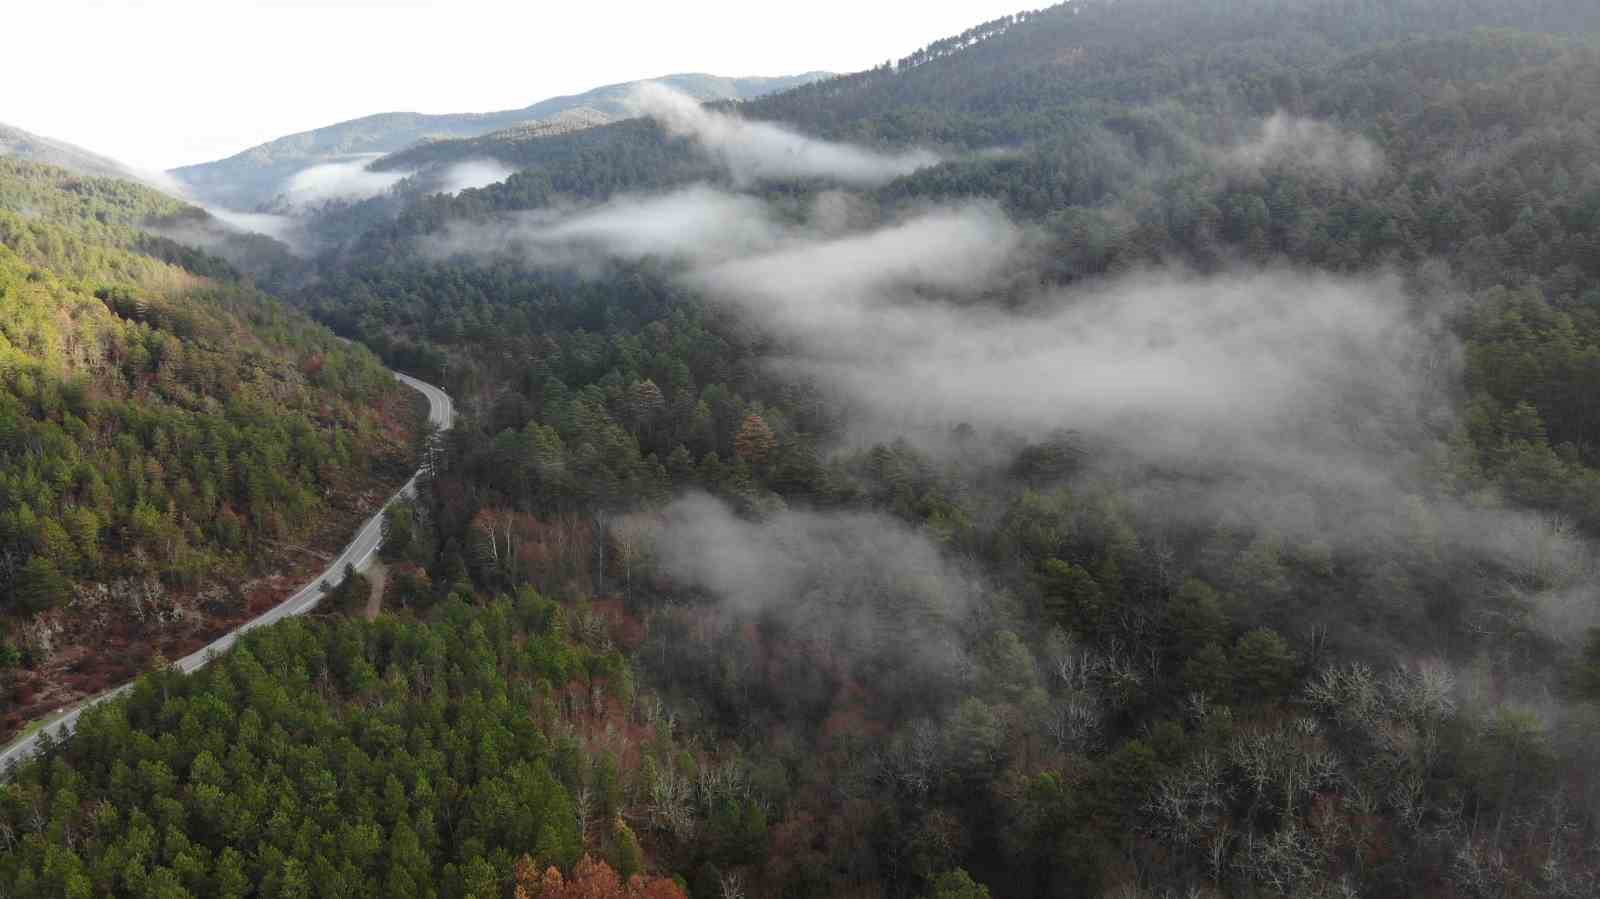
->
[[167, 72, 831, 211], [0, 121, 140, 182]]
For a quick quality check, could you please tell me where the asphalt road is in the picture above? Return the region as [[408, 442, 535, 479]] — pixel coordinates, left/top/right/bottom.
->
[[0, 369, 453, 775]]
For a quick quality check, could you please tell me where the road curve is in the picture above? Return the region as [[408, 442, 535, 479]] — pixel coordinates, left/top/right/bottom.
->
[[0, 370, 453, 775]]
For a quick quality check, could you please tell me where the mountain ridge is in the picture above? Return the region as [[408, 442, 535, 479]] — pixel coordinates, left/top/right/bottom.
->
[[0, 120, 140, 182], [169, 71, 831, 210]]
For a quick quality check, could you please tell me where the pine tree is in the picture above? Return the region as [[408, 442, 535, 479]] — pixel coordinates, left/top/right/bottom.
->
[[14, 556, 71, 613]]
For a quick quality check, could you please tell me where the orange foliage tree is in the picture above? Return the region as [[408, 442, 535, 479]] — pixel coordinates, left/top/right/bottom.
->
[[514, 854, 686, 899], [733, 413, 777, 463]]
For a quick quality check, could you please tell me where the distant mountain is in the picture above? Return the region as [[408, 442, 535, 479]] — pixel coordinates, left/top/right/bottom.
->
[[169, 72, 830, 210], [0, 121, 138, 182], [0, 122, 304, 271], [475, 106, 617, 141]]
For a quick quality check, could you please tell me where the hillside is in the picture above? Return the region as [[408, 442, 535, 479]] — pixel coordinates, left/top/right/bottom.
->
[[367, 0, 1600, 185], [168, 72, 830, 210], [0, 158, 420, 740], [0, 121, 138, 182], [10, 2, 1600, 898], [282, 2, 1600, 896]]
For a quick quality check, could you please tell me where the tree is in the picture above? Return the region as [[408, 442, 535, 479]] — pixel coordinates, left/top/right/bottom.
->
[[1469, 705, 1556, 847], [732, 414, 776, 464], [35, 519, 77, 571], [607, 817, 645, 881], [516, 854, 686, 899], [926, 869, 992, 899], [382, 503, 420, 563], [320, 564, 371, 617], [1233, 628, 1296, 702], [1037, 559, 1104, 635], [947, 697, 1007, 778], [1182, 643, 1234, 701], [214, 849, 250, 898], [1167, 578, 1228, 657], [14, 556, 70, 613], [625, 380, 666, 436], [610, 515, 653, 600], [1091, 739, 1161, 825]]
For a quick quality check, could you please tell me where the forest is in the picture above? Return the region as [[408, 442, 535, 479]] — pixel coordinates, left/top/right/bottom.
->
[[8, 0, 1600, 897], [0, 159, 419, 742]]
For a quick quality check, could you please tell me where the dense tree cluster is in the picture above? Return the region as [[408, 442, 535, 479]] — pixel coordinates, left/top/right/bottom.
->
[[892, 12, 1030, 72], [0, 159, 414, 733], [260, 3, 1600, 895], [0, 591, 668, 897], [12, 1, 1600, 897]]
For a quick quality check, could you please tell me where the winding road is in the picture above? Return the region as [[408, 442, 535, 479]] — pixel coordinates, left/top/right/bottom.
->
[[0, 370, 453, 774]]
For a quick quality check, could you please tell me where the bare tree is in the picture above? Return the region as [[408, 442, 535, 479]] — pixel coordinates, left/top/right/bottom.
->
[[1046, 696, 1105, 754], [610, 514, 654, 600], [592, 508, 611, 595], [648, 766, 696, 839], [573, 784, 594, 841]]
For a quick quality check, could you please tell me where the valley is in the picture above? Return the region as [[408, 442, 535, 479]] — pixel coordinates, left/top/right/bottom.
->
[[4, 2, 1600, 897]]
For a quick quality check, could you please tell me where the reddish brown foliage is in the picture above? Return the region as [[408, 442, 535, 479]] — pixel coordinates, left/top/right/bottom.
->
[[513, 854, 685, 899], [590, 599, 646, 650], [497, 510, 596, 595], [733, 413, 777, 463], [11, 678, 36, 705]]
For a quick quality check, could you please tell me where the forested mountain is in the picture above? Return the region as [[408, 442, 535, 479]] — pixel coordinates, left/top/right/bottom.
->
[[10, 1, 1600, 898], [367, 0, 1600, 184], [0, 159, 419, 745], [0, 123, 138, 183], [169, 73, 830, 212], [0, 124, 300, 275]]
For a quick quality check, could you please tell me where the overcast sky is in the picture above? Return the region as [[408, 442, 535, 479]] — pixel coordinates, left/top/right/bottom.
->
[[4, 0, 1027, 171]]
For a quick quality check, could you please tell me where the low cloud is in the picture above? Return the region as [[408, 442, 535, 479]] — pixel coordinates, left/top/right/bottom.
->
[[681, 203, 1513, 558], [647, 493, 979, 678], [128, 166, 308, 254], [423, 184, 787, 268], [1224, 112, 1383, 179], [702, 252, 1437, 465], [284, 156, 410, 204], [199, 207, 304, 250], [425, 183, 1592, 611], [690, 202, 1027, 336], [438, 159, 515, 195], [540, 185, 783, 258], [426, 189, 1444, 499], [632, 82, 939, 186], [129, 166, 195, 199], [685, 204, 1600, 626]]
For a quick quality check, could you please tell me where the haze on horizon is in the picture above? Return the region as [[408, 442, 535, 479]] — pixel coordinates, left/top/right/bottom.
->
[[2, 0, 1025, 171]]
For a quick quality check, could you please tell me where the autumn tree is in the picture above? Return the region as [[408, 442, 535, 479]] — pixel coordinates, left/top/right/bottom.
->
[[733, 414, 776, 464], [625, 379, 666, 437], [515, 854, 686, 899]]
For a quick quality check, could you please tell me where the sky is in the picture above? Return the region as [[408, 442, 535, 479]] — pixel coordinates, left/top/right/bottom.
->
[[3, 0, 1028, 172]]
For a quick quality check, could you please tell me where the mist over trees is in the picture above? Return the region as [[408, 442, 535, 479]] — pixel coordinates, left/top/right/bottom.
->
[[9, 1, 1600, 897]]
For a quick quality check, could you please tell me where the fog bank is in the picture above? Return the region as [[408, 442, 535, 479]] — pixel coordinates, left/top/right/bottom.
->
[[632, 82, 939, 186], [285, 156, 411, 204]]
